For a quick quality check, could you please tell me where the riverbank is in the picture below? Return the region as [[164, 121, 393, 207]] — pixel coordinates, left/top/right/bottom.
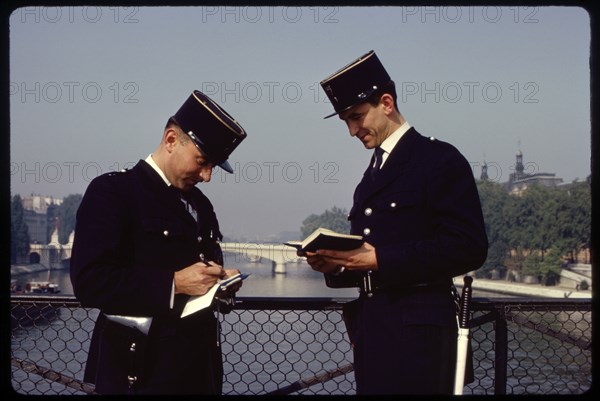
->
[[456, 277, 591, 299], [11, 264, 55, 276], [11, 264, 592, 299]]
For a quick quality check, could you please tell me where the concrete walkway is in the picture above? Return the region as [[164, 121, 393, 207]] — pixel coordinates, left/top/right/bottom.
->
[[456, 277, 591, 299], [10, 264, 51, 276]]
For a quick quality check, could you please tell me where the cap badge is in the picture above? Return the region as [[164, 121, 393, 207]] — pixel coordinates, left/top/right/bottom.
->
[[324, 85, 336, 103]]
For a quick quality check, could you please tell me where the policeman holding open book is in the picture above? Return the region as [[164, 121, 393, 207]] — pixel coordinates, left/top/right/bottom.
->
[[300, 50, 488, 395]]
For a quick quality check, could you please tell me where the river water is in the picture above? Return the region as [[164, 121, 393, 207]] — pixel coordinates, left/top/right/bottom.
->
[[11, 253, 506, 299]]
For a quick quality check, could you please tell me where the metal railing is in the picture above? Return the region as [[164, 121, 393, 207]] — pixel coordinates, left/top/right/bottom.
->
[[9, 295, 592, 395]]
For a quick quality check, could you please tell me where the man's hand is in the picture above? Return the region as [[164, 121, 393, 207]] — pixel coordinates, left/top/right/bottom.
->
[[215, 269, 243, 298], [174, 261, 225, 296], [300, 242, 378, 274]]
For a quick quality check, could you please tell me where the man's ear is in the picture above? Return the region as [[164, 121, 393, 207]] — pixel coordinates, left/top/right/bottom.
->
[[163, 128, 178, 152], [380, 93, 395, 115]]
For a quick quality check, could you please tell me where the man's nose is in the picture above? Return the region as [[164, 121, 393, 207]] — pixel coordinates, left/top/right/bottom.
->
[[347, 121, 359, 137], [199, 167, 212, 183]]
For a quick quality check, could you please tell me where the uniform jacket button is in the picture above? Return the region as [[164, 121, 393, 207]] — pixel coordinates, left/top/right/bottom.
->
[[363, 228, 371, 236], [364, 208, 372, 216], [390, 202, 397, 208], [197, 236, 203, 242], [163, 230, 169, 237]]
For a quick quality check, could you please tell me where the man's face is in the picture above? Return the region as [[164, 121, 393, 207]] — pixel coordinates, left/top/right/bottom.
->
[[338, 101, 390, 149], [168, 134, 215, 191]]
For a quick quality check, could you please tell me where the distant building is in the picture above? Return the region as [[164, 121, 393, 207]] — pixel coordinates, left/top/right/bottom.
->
[[506, 149, 563, 195], [21, 195, 63, 244], [22, 195, 62, 213], [23, 210, 47, 244], [480, 149, 563, 195]]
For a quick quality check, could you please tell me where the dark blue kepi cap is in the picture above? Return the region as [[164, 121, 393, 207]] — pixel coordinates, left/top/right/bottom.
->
[[320, 50, 392, 119], [172, 90, 247, 173]]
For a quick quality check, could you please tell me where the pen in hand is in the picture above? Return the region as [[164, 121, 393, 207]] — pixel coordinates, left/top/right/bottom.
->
[[199, 254, 226, 280], [199, 253, 210, 266]]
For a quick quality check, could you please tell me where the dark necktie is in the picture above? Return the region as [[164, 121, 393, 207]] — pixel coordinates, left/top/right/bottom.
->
[[172, 186, 198, 222], [370, 147, 384, 179]]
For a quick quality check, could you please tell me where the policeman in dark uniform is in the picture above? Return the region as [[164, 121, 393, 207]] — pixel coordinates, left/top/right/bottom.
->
[[70, 90, 247, 394], [303, 51, 488, 394]]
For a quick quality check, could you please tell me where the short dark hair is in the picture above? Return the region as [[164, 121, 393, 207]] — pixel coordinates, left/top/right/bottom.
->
[[164, 117, 190, 144], [366, 80, 398, 111], [165, 116, 179, 130]]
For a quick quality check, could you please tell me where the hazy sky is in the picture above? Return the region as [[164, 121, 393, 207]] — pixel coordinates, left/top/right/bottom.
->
[[9, 5, 591, 240]]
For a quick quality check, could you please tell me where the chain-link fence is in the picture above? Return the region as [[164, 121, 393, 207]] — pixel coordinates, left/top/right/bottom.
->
[[467, 298, 592, 394], [9, 296, 592, 395]]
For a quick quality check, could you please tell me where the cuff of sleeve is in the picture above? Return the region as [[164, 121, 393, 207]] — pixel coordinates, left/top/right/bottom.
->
[[170, 280, 175, 309]]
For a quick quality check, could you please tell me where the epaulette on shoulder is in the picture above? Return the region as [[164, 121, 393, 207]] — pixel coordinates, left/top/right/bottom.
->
[[425, 135, 449, 146], [422, 134, 453, 151], [423, 135, 459, 156], [106, 169, 130, 177]]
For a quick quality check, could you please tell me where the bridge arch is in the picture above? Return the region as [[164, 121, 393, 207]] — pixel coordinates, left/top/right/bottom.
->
[[220, 242, 302, 273], [29, 252, 41, 264]]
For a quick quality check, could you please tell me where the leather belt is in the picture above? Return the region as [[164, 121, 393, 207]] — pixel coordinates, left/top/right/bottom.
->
[[359, 273, 451, 297]]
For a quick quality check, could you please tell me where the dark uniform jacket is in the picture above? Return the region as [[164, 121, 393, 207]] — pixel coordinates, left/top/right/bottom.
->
[[70, 160, 225, 394], [327, 128, 488, 394]]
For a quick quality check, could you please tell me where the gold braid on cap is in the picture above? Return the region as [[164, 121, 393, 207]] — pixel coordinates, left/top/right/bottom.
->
[[191, 92, 245, 136], [320, 50, 376, 85]]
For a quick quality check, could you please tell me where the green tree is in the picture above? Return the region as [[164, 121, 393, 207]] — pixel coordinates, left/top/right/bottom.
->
[[477, 180, 511, 274], [480, 178, 591, 281], [506, 190, 537, 251], [538, 248, 563, 285], [555, 181, 591, 262], [301, 206, 350, 238], [522, 248, 563, 286], [11, 194, 30, 264], [522, 185, 558, 258], [57, 194, 82, 244], [521, 251, 542, 280]]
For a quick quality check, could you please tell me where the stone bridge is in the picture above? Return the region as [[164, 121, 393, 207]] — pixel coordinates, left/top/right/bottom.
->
[[26, 236, 300, 274], [27, 230, 72, 269], [220, 242, 302, 273]]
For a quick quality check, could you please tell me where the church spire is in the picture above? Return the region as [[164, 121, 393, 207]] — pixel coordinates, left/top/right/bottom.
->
[[480, 154, 489, 181], [515, 141, 524, 179]]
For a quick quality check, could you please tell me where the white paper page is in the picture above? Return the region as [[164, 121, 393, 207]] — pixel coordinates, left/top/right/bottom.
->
[[180, 283, 220, 318]]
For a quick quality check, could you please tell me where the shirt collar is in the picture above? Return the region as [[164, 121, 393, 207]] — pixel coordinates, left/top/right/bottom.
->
[[380, 121, 411, 155], [145, 154, 172, 187], [376, 122, 411, 167]]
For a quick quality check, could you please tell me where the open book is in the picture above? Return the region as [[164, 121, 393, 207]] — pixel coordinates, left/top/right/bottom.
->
[[284, 228, 364, 253], [181, 272, 250, 318]]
